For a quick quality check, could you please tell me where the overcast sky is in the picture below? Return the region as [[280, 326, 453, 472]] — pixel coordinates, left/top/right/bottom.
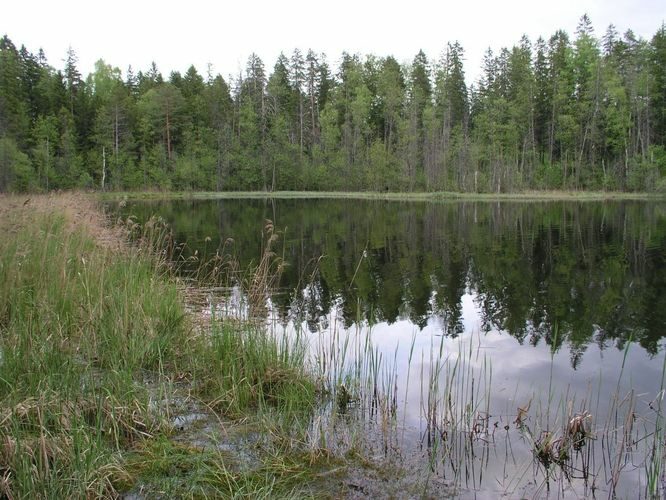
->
[[2, 0, 664, 85]]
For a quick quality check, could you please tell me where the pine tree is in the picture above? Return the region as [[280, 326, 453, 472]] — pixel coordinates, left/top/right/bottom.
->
[[651, 23, 666, 145], [405, 50, 431, 188], [64, 46, 81, 116], [0, 36, 30, 145]]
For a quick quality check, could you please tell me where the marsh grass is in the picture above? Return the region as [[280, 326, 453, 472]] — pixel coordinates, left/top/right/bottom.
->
[[189, 317, 316, 418], [304, 308, 666, 497], [172, 218, 317, 420], [0, 198, 190, 497], [125, 437, 325, 499], [645, 353, 666, 498], [0, 195, 325, 498]]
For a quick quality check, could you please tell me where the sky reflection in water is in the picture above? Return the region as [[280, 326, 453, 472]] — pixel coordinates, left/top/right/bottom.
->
[[115, 197, 666, 496]]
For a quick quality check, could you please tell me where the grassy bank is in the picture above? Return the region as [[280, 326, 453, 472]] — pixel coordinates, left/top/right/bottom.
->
[[5, 193, 664, 498], [0, 194, 322, 498], [98, 189, 666, 203]]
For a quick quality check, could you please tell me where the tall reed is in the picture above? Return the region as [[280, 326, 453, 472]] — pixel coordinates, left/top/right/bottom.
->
[[0, 197, 322, 498]]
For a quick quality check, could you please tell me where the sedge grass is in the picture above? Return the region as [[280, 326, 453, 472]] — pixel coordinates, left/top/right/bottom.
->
[[0, 195, 325, 498], [305, 310, 665, 498], [0, 201, 188, 497]]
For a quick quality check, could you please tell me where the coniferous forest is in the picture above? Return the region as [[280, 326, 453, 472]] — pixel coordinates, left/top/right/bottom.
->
[[1, 15, 665, 193]]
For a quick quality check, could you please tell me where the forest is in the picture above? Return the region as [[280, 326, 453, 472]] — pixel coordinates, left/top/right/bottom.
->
[[1, 15, 665, 193]]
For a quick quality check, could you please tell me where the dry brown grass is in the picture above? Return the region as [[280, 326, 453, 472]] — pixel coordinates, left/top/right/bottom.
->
[[0, 192, 127, 253]]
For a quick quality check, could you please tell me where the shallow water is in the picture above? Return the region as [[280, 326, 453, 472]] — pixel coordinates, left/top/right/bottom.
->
[[114, 197, 666, 497]]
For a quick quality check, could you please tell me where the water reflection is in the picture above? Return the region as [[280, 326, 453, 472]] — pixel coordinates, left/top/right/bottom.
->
[[114, 197, 666, 496], [117, 198, 666, 364]]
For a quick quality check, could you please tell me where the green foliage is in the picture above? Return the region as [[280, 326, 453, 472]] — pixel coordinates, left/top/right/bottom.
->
[[190, 320, 315, 416], [0, 207, 183, 497], [0, 19, 665, 193], [651, 24, 666, 144], [0, 199, 321, 498], [0, 136, 35, 191]]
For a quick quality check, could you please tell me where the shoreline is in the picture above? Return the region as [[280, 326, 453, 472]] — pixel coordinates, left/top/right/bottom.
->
[[0, 193, 335, 498], [98, 189, 666, 202]]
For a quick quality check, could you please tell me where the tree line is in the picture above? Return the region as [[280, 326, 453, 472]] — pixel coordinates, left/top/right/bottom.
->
[[1, 15, 665, 193]]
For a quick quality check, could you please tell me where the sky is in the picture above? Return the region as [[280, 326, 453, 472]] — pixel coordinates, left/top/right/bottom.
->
[[2, 0, 664, 85]]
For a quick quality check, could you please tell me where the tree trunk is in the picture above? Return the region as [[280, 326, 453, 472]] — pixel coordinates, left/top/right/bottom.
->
[[45, 137, 50, 191], [114, 104, 120, 156], [165, 101, 172, 161], [101, 146, 106, 191], [310, 90, 317, 148], [299, 95, 304, 159], [216, 133, 223, 191]]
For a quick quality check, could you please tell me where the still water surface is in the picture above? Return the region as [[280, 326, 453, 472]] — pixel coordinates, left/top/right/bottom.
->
[[116, 197, 666, 497]]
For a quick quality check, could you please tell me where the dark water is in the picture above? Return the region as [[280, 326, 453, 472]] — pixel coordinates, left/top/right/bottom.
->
[[115, 197, 666, 497], [118, 198, 666, 356]]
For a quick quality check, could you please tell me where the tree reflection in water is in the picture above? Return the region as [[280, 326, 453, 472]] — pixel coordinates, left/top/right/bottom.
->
[[117, 198, 666, 363]]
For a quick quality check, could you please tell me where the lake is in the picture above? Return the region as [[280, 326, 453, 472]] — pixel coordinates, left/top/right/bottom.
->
[[113, 197, 666, 498]]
